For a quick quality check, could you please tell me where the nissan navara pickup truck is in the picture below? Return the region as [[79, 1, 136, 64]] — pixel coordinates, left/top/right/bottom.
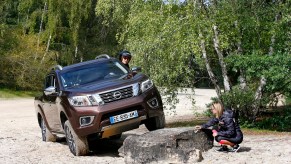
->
[[34, 54, 165, 156]]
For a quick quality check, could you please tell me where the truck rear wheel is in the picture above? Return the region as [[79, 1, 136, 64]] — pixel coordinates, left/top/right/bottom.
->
[[64, 120, 89, 156], [40, 117, 56, 142]]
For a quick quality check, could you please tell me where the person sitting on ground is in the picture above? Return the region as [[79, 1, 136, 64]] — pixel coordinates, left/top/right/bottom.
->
[[118, 50, 132, 68], [195, 102, 243, 152]]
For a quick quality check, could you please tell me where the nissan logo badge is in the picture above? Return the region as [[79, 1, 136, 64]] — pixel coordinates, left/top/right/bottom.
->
[[113, 91, 122, 99]]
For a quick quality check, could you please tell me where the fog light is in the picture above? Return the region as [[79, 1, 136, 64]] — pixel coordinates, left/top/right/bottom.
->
[[147, 98, 159, 108], [79, 116, 95, 127]]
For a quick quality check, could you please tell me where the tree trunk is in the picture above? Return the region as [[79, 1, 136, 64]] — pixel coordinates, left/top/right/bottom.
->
[[269, 35, 275, 56], [75, 46, 79, 62], [252, 76, 267, 122], [37, 2, 47, 51], [199, 33, 222, 99], [268, 13, 281, 55], [213, 25, 231, 92], [252, 12, 281, 121], [234, 21, 247, 90], [238, 72, 247, 90], [40, 34, 51, 64]]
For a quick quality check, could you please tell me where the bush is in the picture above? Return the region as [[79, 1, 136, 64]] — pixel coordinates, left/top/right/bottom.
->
[[254, 107, 291, 132], [220, 87, 256, 120]]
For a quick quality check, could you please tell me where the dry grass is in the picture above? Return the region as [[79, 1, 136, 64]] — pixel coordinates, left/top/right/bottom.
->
[[242, 128, 291, 135]]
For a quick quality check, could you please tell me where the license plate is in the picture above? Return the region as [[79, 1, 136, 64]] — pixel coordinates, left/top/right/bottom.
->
[[109, 110, 138, 124]]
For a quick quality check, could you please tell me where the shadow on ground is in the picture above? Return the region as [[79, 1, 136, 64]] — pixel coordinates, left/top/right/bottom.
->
[[55, 134, 139, 157]]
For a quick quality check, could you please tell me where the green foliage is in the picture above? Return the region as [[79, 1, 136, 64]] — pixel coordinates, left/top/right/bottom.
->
[[221, 86, 256, 119], [226, 54, 291, 96], [0, 0, 123, 90], [286, 96, 291, 105], [106, 1, 199, 108], [240, 107, 291, 132], [0, 29, 56, 90], [208, 52, 290, 121], [257, 110, 291, 132]]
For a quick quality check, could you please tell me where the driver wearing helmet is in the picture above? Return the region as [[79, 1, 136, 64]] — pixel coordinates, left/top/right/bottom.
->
[[118, 50, 132, 68]]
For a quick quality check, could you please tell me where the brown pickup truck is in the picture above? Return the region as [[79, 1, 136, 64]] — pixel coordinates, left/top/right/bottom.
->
[[34, 55, 165, 156]]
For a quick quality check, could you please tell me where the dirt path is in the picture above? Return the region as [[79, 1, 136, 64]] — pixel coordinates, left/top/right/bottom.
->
[[0, 98, 126, 163], [0, 92, 290, 163]]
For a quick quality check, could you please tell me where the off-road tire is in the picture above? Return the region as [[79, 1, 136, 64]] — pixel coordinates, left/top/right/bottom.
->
[[145, 114, 165, 131], [40, 117, 56, 142], [64, 120, 89, 156]]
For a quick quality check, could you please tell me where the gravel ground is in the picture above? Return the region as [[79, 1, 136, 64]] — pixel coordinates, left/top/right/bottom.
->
[[0, 89, 290, 164]]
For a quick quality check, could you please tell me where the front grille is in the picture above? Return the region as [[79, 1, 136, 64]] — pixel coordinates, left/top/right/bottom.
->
[[99, 86, 133, 104]]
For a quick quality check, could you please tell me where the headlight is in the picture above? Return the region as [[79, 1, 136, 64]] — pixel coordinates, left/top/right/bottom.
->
[[141, 79, 154, 93], [68, 96, 91, 106], [68, 94, 104, 107]]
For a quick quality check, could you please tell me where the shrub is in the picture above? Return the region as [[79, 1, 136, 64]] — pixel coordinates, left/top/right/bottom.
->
[[254, 107, 291, 131]]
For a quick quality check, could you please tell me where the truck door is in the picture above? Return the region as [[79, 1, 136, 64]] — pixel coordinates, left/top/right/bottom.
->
[[42, 74, 61, 133]]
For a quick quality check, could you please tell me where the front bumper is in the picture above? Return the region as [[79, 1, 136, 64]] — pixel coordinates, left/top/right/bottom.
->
[[67, 87, 164, 138], [101, 115, 147, 138]]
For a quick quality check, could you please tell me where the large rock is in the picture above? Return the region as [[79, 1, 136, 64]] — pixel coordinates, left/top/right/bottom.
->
[[118, 127, 213, 164]]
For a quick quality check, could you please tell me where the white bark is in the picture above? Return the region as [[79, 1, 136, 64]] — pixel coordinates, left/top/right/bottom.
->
[[37, 2, 47, 51], [252, 13, 281, 121], [238, 74, 247, 89], [269, 13, 281, 55], [254, 77, 267, 101], [252, 76, 267, 120], [269, 35, 275, 55], [200, 33, 222, 99], [234, 21, 247, 90], [75, 46, 78, 58], [40, 34, 51, 64], [213, 25, 231, 92]]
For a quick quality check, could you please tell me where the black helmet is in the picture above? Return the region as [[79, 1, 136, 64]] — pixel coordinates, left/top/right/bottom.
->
[[118, 50, 131, 60]]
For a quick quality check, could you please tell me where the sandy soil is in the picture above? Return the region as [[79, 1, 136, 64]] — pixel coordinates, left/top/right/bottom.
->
[[0, 89, 290, 164]]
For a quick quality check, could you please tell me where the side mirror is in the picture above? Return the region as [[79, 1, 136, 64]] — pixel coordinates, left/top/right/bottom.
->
[[131, 66, 142, 73], [44, 86, 56, 96]]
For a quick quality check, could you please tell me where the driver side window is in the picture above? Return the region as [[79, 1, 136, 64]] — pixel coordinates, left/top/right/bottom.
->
[[45, 75, 56, 88]]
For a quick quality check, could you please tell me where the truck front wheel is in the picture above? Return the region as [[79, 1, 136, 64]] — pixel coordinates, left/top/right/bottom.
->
[[64, 120, 89, 156], [145, 114, 165, 131]]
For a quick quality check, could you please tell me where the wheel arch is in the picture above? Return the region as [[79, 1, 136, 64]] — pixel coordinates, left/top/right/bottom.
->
[[36, 105, 45, 128], [60, 111, 68, 130]]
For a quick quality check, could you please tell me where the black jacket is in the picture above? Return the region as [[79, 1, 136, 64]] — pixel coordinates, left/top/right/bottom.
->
[[202, 109, 242, 138]]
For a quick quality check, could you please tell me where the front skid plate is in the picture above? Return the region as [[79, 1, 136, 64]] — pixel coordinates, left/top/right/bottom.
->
[[101, 115, 147, 138]]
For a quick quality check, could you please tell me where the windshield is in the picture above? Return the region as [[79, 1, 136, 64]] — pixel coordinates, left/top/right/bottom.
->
[[60, 61, 128, 88]]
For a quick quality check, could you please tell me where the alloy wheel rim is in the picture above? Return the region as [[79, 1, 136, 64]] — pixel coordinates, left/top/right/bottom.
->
[[65, 126, 76, 154], [41, 119, 46, 141]]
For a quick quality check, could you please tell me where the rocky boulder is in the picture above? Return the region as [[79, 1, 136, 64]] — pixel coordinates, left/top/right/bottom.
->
[[118, 127, 213, 164]]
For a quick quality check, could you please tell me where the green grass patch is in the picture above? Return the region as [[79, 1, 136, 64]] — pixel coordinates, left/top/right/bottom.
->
[[0, 88, 39, 98]]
